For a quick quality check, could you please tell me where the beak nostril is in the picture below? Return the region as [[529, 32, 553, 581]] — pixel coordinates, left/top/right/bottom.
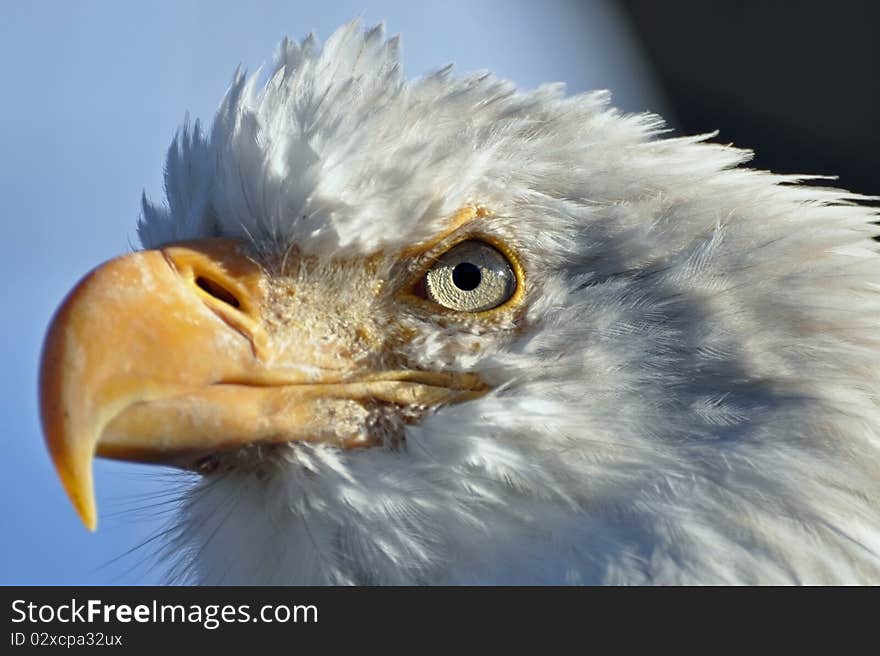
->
[[195, 276, 241, 309]]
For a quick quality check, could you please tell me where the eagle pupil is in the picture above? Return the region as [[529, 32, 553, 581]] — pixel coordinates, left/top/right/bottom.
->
[[452, 262, 482, 291]]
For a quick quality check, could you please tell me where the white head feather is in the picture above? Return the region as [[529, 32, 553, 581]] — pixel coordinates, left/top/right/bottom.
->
[[138, 21, 880, 584]]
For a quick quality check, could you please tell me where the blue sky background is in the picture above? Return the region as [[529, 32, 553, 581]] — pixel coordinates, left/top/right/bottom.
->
[[0, 0, 663, 584]]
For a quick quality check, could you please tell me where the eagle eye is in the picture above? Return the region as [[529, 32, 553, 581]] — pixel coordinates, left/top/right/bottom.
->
[[423, 240, 516, 312]]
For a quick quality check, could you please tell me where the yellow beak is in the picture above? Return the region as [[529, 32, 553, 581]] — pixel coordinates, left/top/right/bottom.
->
[[39, 238, 485, 531]]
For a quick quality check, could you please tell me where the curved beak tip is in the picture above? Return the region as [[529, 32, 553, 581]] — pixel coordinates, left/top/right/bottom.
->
[[41, 442, 97, 532], [53, 454, 98, 532]]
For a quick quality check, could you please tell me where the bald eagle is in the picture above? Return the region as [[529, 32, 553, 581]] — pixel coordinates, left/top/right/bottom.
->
[[40, 21, 880, 584]]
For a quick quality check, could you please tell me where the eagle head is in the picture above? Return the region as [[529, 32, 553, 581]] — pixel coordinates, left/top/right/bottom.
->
[[39, 21, 880, 584]]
